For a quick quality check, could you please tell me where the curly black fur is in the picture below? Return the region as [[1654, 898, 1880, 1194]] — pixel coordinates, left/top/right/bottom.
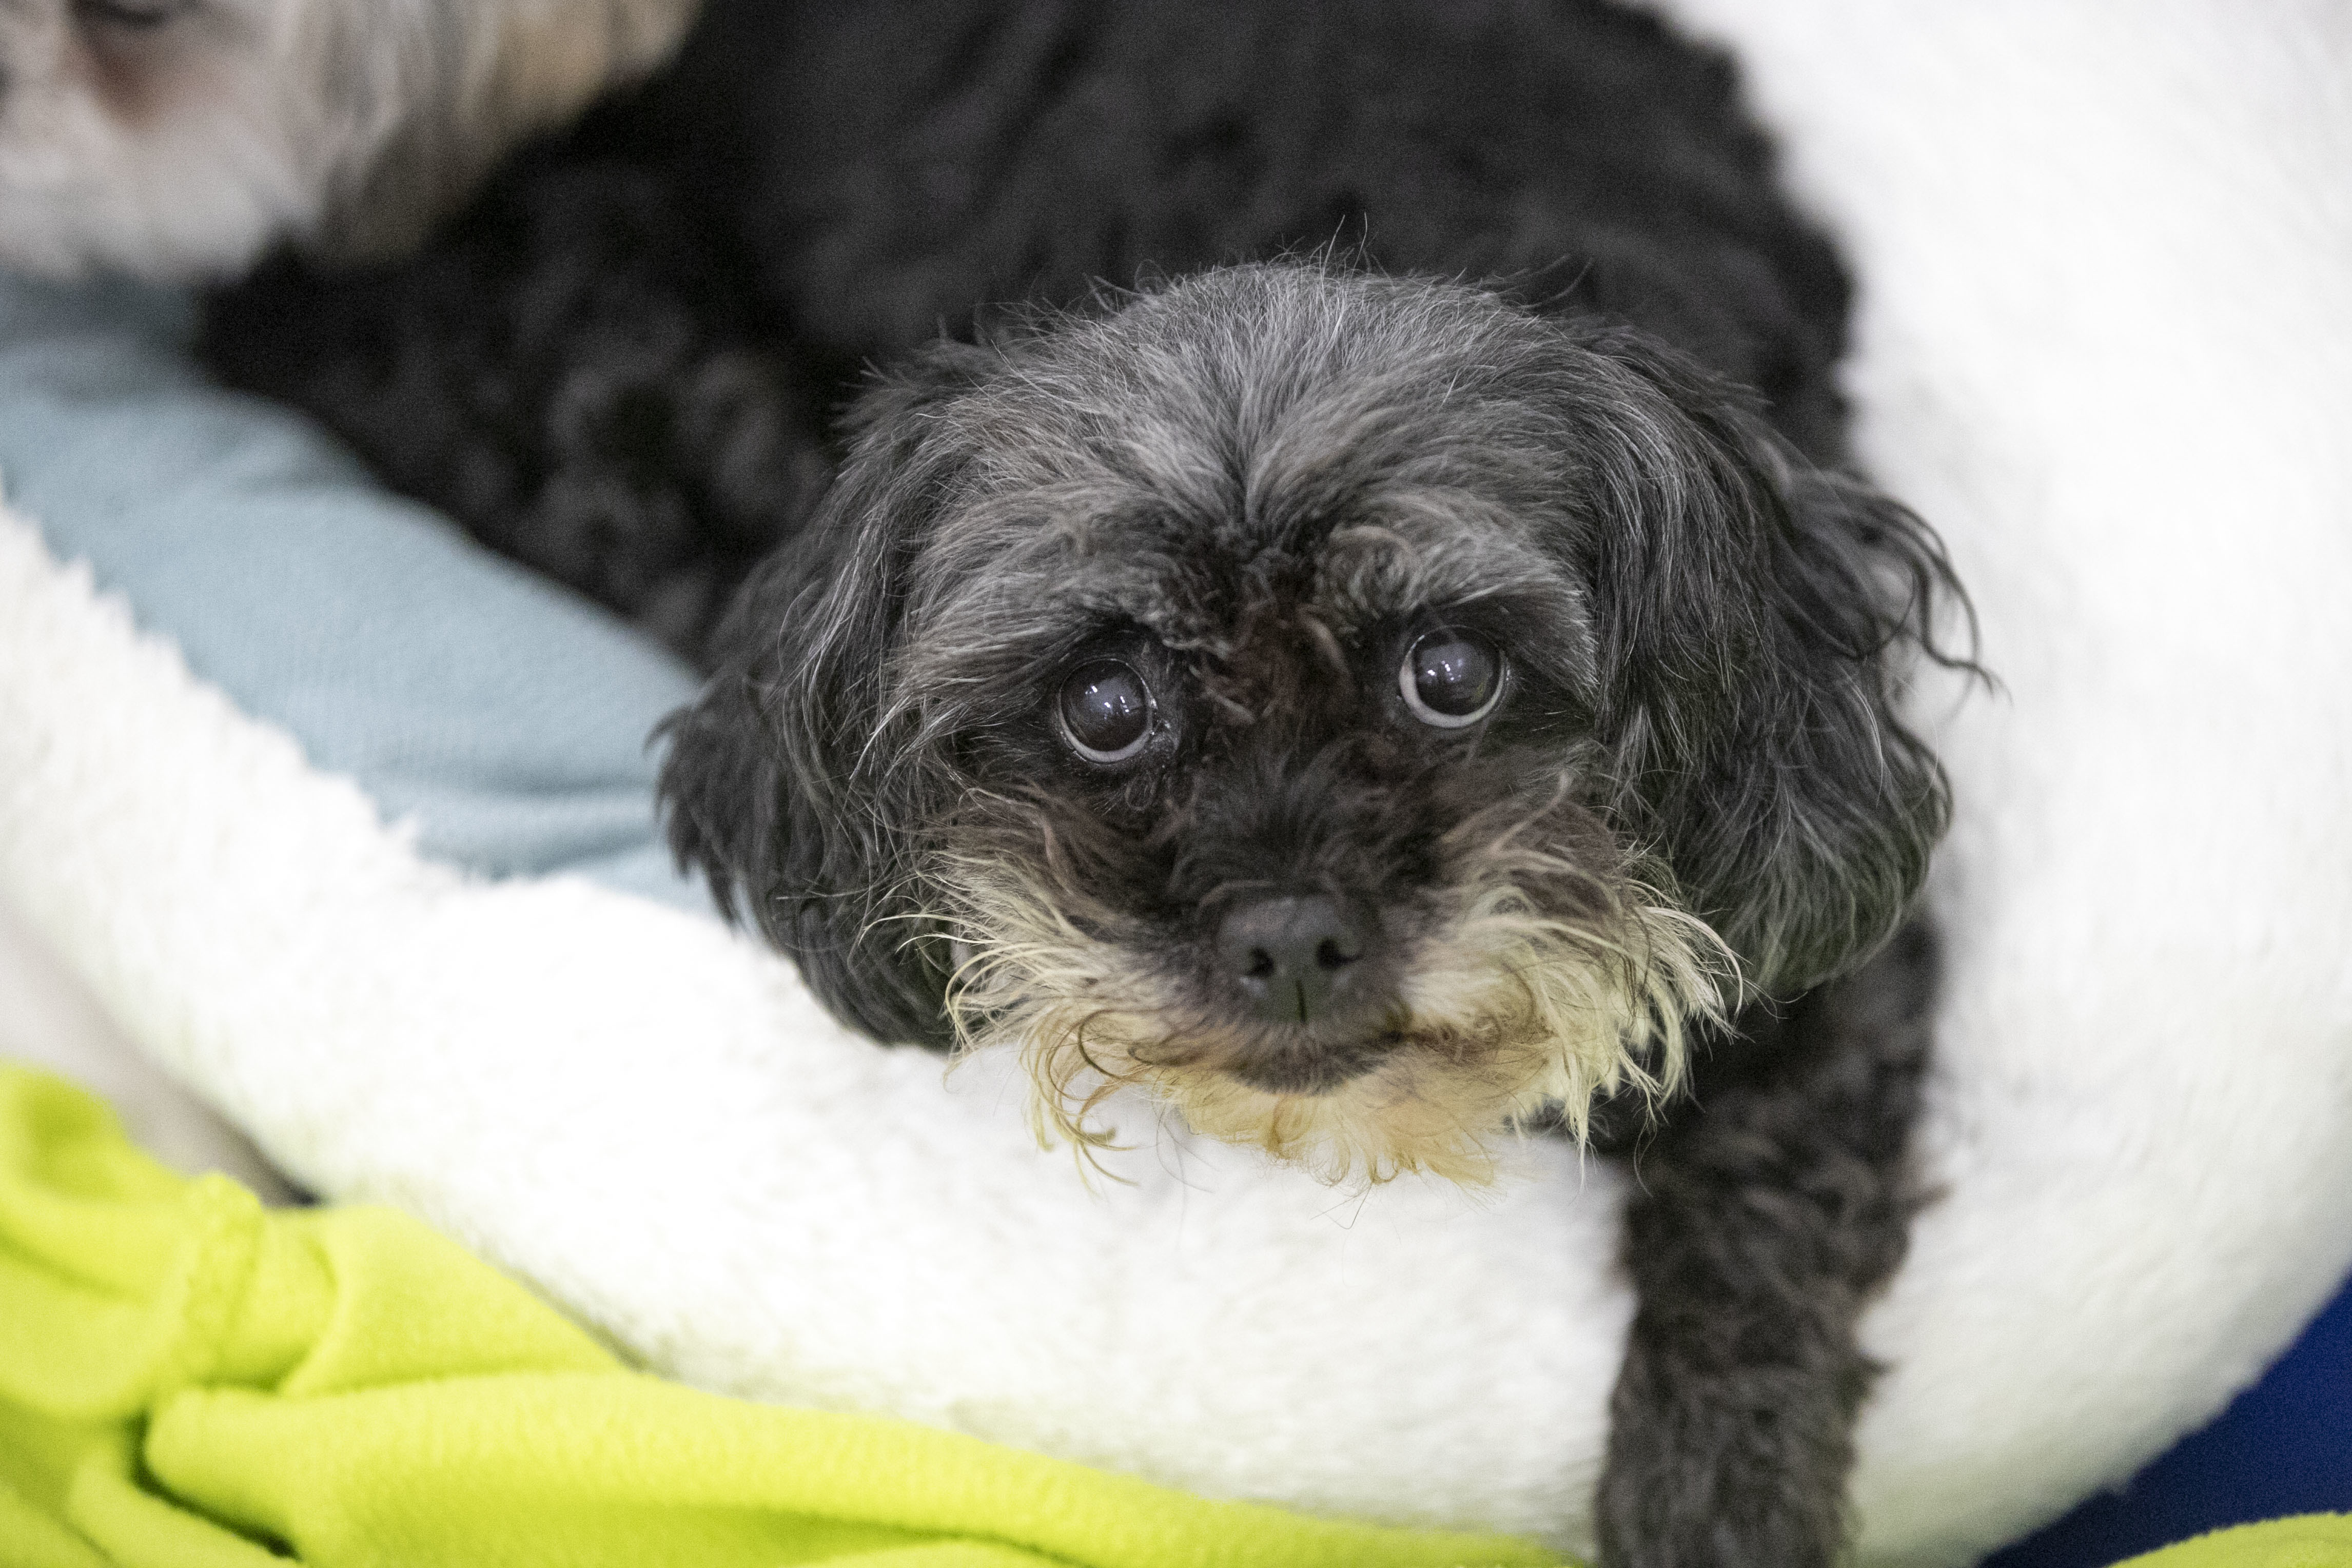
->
[[1594, 920, 1937, 1566], [200, 4, 1968, 1562], [205, 122, 830, 652]]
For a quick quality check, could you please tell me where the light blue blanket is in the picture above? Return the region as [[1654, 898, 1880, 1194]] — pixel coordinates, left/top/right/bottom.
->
[[0, 271, 714, 916]]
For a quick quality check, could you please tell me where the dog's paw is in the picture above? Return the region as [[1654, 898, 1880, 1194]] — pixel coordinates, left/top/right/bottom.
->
[[1595, 1352, 1856, 1568]]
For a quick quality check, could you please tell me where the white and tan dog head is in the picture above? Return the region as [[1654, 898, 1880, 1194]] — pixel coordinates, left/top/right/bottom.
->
[[662, 263, 1960, 1184], [0, 0, 695, 281]]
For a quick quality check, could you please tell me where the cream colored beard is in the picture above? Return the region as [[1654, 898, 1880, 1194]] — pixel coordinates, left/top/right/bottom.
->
[[938, 829, 1734, 1186]]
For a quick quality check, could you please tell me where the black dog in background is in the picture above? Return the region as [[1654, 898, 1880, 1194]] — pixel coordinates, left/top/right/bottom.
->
[[204, 3, 1961, 1562]]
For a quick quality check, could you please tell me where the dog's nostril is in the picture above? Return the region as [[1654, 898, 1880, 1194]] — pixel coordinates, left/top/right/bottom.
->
[[1215, 894, 1375, 1026]]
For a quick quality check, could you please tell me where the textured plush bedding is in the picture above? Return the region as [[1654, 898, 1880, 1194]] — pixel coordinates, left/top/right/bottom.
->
[[2, 2, 2349, 1563]]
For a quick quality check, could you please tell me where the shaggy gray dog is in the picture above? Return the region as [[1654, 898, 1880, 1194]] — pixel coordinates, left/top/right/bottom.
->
[[202, 4, 1969, 1560]]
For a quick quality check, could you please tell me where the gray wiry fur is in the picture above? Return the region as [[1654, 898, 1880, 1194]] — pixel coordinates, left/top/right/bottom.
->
[[192, 0, 1970, 1546], [662, 261, 1962, 1562]]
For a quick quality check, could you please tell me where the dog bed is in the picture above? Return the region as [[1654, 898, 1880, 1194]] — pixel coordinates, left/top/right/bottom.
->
[[1, 2, 2348, 1562]]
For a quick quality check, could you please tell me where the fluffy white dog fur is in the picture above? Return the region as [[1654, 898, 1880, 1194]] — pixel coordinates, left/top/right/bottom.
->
[[0, 0, 695, 280], [3, 2, 2349, 1563]]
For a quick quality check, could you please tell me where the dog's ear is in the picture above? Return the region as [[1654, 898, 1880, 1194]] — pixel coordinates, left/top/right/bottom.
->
[[1567, 325, 1966, 997], [658, 341, 999, 1046]]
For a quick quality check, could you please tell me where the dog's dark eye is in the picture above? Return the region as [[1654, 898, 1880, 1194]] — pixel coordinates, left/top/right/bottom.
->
[[1058, 659, 1155, 763], [1400, 630, 1502, 728]]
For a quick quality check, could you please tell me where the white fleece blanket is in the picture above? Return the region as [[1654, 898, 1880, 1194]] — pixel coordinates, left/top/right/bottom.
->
[[3, 3, 2349, 1562]]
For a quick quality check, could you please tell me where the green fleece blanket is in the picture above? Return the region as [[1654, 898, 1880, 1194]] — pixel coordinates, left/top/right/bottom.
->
[[0, 1064, 2344, 1567]]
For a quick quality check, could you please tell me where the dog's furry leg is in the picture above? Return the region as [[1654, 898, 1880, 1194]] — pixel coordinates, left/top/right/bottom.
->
[[1596, 920, 1935, 1568], [201, 119, 831, 664]]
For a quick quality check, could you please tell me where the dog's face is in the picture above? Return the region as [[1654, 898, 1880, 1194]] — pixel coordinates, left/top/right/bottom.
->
[[0, 0, 694, 281], [664, 264, 1953, 1182]]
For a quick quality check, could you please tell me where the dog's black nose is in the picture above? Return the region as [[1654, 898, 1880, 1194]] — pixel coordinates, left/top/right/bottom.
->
[[1217, 895, 1373, 1026]]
